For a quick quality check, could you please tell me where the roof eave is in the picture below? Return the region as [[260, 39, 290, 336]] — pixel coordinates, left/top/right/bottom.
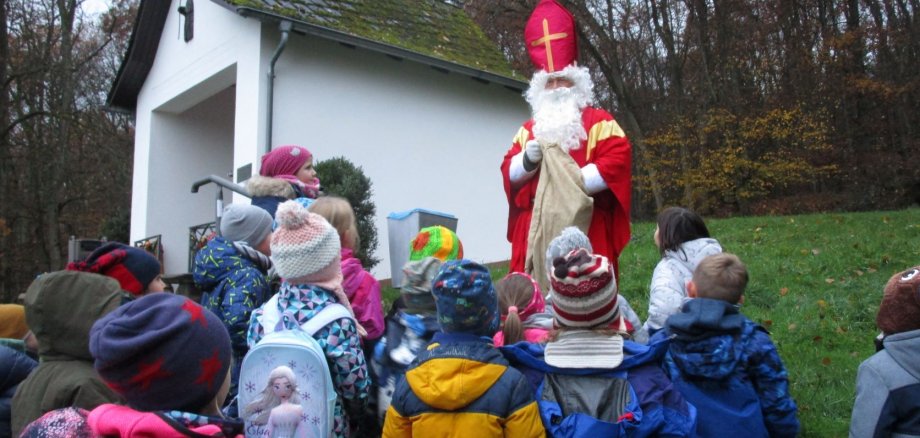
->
[[228, 5, 528, 92], [106, 0, 172, 113]]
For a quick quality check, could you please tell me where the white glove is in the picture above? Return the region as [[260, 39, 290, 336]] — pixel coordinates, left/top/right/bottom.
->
[[524, 140, 543, 164], [581, 163, 608, 194]]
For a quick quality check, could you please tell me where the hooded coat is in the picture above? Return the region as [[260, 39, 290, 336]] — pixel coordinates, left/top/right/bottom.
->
[[11, 271, 124, 436], [247, 175, 299, 218], [850, 329, 920, 437], [643, 237, 723, 333], [663, 298, 799, 437], [383, 332, 544, 437]]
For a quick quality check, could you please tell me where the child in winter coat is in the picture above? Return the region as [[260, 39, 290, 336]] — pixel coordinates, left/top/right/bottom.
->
[[544, 227, 645, 341], [11, 271, 125, 436], [501, 248, 696, 437], [661, 253, 799, 437], [248, 145, 321, 217], [20, 293, 244, 437], [373, 226, 464, 422], [383, 260, 545, 437], [850, 265, 920, 437], [248, 200, 370, 438], [493, 272, 552, 346], [193, 203, 274, 414], [642, 207, 722, 336], [67, 242, 166, 296], [309, 196, 384, 343]]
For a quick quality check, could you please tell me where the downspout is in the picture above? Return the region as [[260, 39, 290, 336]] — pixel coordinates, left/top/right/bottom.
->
[[265, 20, 292, 155]]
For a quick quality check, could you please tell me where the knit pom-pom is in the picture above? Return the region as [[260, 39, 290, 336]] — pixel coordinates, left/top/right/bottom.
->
[[275, 200, 308, 229]]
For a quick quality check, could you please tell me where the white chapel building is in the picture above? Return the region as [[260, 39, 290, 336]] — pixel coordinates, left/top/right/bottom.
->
[[108, 0, 530, 280]]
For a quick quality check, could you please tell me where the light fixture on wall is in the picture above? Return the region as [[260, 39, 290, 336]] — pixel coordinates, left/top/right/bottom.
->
[[177, 0, 194, 42]]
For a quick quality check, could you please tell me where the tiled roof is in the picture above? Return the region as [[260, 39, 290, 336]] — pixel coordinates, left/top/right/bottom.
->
[[221, 0, 523, 82]]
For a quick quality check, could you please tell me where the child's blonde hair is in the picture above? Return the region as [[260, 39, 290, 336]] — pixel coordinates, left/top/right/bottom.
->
[[692, 253, 748, 304], [309, 196, 359, 251]]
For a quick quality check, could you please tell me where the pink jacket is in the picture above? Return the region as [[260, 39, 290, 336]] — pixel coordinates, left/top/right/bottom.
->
[[493, 327, 551, 347], [87, 404, 242, 437], [340, 248, 384, 340]]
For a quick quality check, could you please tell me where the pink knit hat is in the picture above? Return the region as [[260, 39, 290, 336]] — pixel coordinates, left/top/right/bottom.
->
[[260, 145, 312, 178], [260, 145, 320, 198], [271, 200, 341, 284]]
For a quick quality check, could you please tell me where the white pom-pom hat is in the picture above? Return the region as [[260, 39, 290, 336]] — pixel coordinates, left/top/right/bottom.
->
[[271, 200, 341, 282]]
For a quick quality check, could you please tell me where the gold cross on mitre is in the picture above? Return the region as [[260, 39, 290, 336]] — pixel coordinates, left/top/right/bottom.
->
[[531, 18, 568, 72]]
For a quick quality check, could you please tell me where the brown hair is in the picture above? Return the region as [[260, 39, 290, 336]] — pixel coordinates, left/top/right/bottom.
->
[[656, 207, 710, 256], [692, 253, 748, 304], [308, 196, 359, 250], [496, 274, 536, 345]]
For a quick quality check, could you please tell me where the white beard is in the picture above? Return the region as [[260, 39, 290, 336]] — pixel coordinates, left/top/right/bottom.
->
[[530, 86, 587, 153]]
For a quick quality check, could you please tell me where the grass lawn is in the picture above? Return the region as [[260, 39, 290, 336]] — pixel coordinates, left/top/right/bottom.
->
[[382, 207, 920, 437]]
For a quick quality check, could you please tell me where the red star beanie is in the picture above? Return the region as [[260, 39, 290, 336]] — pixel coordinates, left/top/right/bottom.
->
[[67, 242, 161, 296], [89, 293, 231, 412]]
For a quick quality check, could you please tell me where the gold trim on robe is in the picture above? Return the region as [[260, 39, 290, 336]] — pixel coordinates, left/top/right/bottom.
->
[[586, 120, 625, 161]]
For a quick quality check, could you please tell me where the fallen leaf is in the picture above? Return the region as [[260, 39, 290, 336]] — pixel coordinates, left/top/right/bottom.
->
[[825, 278, 835, 284], [755, 227, 762, 232], [811, 249, 821, 255], [788, 323, 797, 331], [817, 299, 827, 309], [836, 326, 847, 334], [813, 336, 823, 343], [850, 351, 859, 357], [868, 268, 878, 273], [800, 249, 809, 255], [762, 320, 773, 329], [821, 357, 832, 366], [882, 216, 890, 223], [780, 287, 789, 296], [855, 270, 864, 276]]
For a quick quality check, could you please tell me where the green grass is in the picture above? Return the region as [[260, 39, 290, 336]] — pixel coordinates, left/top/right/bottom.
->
[[382, 208, 920, 437]]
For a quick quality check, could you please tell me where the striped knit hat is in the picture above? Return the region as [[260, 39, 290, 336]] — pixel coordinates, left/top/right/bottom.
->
[[270, 200, 341, 282], [549, 248, 619, 328], [409, 226, 463, 262]]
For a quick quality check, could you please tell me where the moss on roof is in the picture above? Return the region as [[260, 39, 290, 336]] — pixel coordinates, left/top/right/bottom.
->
[[221, 0, 522, 81]]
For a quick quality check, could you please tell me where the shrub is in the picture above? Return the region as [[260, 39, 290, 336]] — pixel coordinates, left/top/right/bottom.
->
[[315, 157, 380, 270]]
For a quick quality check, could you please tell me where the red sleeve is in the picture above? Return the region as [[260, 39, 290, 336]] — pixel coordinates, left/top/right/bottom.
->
[[500, 121, 536, 242], [585, 108, 632, 256]]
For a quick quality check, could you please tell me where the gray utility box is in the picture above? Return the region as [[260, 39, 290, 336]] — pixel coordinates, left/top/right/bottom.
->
[[67, 237, 106, 263], [387, 208, 458, 287]]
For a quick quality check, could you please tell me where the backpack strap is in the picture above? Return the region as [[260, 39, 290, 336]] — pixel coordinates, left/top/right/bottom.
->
[[301, 303, 354, 336], [259, 294, 282, 332]]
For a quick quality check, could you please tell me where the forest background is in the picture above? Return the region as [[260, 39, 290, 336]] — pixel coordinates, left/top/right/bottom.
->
[[0, 0, 917, 302]]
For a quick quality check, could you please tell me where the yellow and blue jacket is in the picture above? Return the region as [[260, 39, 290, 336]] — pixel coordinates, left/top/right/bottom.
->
[[382, 332, 544, 437]]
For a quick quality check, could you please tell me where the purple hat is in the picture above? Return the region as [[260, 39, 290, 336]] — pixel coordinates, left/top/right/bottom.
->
[[90, 293, 231, 412]]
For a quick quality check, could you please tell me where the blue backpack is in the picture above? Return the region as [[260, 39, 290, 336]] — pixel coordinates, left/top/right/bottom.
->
[[238, 298, 353, 437], [502, 337, 697, 438]]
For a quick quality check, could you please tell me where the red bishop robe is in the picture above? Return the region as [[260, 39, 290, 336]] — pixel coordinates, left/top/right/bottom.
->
[[501, 107, 632, 278]]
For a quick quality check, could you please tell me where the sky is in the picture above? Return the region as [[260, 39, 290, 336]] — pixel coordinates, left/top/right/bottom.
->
[[81, 0, 113, 16]]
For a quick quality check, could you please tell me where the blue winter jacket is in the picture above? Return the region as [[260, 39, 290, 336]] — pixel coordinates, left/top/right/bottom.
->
[[662, 298, 799, 438], [1, 345, 38, 438], [194, 237, 272, 354], [501, 335, 696, 437]]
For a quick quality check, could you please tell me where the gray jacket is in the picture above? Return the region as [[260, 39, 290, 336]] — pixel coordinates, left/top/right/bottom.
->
[[850, 329, 920, 437], [643, 238, 722, 333]]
